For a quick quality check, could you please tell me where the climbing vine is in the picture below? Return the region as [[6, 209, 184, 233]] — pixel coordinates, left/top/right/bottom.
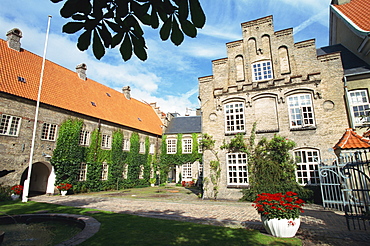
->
[[52, 119, 155, 193], [159, 133, 202, 184], [51, 118, 85, 187]]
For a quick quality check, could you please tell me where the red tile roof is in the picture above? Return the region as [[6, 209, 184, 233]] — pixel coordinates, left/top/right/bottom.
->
[[0, 39, 163, 136], [334, 128, 370, 149], [333, 0, 370, 32]]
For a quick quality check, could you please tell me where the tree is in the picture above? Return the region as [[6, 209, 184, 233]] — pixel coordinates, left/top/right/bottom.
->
[[50, 0, 206, 61]]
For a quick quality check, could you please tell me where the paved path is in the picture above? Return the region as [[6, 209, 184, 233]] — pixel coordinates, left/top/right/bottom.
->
[[30, 192, 370, 246]]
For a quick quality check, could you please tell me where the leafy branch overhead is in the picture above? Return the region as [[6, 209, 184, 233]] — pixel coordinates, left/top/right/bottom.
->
[[51, 0, 206, 61]]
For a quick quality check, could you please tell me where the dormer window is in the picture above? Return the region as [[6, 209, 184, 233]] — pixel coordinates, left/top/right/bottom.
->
[[251, 60, 273, 82], [17, 76, 26, 83]]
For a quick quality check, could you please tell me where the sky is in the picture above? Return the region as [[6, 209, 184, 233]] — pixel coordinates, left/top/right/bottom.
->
[[0, 0, 332, 116]]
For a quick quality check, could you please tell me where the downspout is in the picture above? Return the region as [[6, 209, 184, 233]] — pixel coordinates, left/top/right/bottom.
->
[[344, 76, 354, 129]]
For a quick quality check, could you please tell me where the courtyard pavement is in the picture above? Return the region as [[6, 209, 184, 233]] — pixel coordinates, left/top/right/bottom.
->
[[30, 187, 370, 246]]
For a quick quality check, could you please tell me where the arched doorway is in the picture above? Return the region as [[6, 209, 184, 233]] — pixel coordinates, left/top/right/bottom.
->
[[21, 162, 55, 196]]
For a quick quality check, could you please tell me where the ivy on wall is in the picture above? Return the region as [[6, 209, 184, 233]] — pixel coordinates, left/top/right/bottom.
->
[[52, 119, 156, 193], [159, 133, 202, 184], [51, 118, 85, 187]]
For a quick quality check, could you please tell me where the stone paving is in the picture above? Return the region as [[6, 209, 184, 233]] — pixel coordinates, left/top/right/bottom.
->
[[30, 190, 370, 246]]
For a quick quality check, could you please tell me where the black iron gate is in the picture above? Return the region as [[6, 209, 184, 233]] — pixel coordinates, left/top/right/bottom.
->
[[319, 150, 370, 230]]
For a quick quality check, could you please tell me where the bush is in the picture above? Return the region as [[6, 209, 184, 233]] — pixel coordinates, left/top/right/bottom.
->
[[0, 184, 11, 201]]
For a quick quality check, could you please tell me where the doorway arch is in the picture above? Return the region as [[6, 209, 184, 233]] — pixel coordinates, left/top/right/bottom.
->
[[21, 162, 55, 196]]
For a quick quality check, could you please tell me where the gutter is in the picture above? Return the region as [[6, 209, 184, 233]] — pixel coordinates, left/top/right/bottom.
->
[[343, 76, 354, 129]]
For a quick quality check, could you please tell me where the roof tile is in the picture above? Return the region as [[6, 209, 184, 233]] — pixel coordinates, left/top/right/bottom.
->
[[0, 39, 163, 136], [334, 0, 370, 32], [334, 128, 370, 150]]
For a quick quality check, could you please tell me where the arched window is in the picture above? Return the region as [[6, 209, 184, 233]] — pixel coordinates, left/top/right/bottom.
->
[[235, 55, 245, 81], [287, 93, 315, 129], [224, 102, 245, 134], [278, 46, 290, 74], [251, 60, 273, 82]]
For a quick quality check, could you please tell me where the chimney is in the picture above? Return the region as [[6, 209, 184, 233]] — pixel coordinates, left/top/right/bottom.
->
[[6, 28, 22, 52], [122, 86, 131, 99], [76, 63, 87, 80]]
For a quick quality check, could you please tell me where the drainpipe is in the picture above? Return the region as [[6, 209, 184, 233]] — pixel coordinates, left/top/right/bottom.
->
[[344, 76, 354, 129]]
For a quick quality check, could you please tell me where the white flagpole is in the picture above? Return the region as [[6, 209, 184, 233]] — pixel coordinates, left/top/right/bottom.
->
[[22, 15, 52, 202]]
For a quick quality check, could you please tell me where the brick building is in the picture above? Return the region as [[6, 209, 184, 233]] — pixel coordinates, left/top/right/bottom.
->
[[0, 29, 164, 195], [198, 15, 352, 200]]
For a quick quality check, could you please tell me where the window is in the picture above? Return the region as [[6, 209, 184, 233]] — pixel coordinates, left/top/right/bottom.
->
[[252, 60, 273, 82], [101, 162, 109, 180], [167, 139, 177, 154], [349, 90, 370, 125], [149, 143, 155, 154], [198, 162, 203, 178], [139, 141, 145, 153], [288, 94, 315, 128], [294, 149, 320, 185], [0, 114, 21, 136], [182, 138, 192, 153], [41, 123, 57, 141], [182, 162, 192, 180], [225, 102, 245, 133], [227, 153, 248, 185], [79, 130, 90, 146], [78, 163, 87, 181], [101, 134, 111, 149], [123, 138, 130, 151], [198, 138, 202, 153]]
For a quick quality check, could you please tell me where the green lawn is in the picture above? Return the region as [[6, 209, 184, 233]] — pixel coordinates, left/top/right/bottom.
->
[[0, 200, 302, 246]]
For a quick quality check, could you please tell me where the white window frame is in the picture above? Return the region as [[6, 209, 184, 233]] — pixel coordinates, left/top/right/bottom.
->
[[294, 149, 320, 186], [198, 138, 202, 153], [149, 143, 155, 154], [198, 162, 203, 178], [288, 94, 315, 128], [182, 162, 192, 181], [167, 138, 177, 154], [182, 138, 192, 154], [224, 102, 245, 134], [79, 130, 90, 146], [78, 163, 88, 181], [251, 60, 273, 82], [227, 153, 248, 185], [123, 138, 130, 151], [101, 134, 111, 149], [101, 162, 109, 180], [41, 123, 57, 141], [349, 89, 370, 125], [139, 141, 145, 153], [0, 114, 21, 136]]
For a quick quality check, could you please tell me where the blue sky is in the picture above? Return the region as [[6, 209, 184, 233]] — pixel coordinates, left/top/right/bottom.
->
[[0, 0, 331, 116]]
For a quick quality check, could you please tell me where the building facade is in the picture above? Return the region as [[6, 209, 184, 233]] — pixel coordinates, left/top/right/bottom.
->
[[0, 29, 163, 195], [199, 16, 349, 200]]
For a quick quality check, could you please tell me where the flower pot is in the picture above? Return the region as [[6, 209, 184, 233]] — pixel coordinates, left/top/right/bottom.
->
[[261, 216, 300, 238], [11, 194, 20, 200], [60, 190, 68, 196]]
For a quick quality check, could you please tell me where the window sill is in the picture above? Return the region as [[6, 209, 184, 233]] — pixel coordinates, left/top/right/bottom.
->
[[227, 185, 249, 189], [225, 132, 246, 136], [290, 126, 316, 131], [256, 129, 279, 134]]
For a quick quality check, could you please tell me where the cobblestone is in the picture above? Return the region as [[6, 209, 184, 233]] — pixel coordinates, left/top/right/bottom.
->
[[30, 189, 370, 246]]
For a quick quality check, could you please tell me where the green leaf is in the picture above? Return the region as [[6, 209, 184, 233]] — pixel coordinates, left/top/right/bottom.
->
[[170, 18, 184, 45], [131, 34, 147, 61], [92, 29, 105, 60], [60, 0, 79, 18], [178, 0, 189, 21], [160, 17, 171, 41], [105, 20, 121, 33], [77, 30, 92, 51], [72, 14, 86, 21], [120, 34, 132, 61], [98, 22, 112, 48], [180, 19, 197, 38], [62, 22, 84, 34], [112, 32, 124, 48], [150, 8, 159, 29], [189, 0, 205, 28]]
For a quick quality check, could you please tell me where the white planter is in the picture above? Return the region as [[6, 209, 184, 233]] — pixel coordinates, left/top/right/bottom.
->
[[11, 194, 20, 200], [60, 190, 68, 196], [261, 216, 300, 238]]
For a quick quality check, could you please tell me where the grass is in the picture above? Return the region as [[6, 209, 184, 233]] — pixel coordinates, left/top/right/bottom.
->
[[0, 200, 302, 246]]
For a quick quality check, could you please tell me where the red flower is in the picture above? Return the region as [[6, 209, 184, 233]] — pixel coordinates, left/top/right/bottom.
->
[[11, 185, 23, 195], [56, 183, 72, 191]]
